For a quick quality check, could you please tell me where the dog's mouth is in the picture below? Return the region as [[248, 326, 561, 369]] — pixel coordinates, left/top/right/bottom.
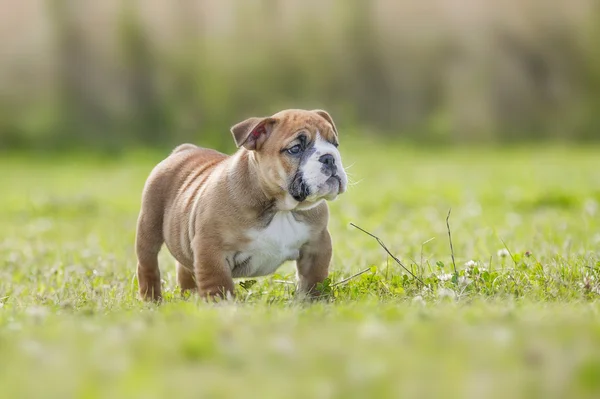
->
[[329, 174, 344, 194], [318, 174, 345, 200], [303, 175, 345, 203], [287, 170, 346, 207]]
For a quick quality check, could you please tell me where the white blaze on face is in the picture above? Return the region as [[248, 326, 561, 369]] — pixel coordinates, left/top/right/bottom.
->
[[300, 132, 347, 202]]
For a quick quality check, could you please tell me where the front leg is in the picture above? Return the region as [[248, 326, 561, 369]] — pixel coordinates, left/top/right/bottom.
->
[[296, 229, 332, 297], [193, 238, 235, 300]]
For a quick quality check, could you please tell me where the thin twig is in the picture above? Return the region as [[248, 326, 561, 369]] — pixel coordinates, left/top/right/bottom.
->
[[332, 267, 372, 287], [350, 223, 425, 285], [446, 208, 458, 275], [273, 280, 296, 285]]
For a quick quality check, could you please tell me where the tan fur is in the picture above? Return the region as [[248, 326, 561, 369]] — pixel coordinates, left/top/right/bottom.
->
[[135, 109, 342, 301]]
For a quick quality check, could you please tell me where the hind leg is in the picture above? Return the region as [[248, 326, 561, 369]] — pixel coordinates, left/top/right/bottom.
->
[[177, 262, 197, 294], [136, 211, 164, 301]]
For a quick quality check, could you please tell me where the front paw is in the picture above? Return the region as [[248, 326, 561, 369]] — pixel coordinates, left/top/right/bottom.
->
[[137, 267, 162, 302], [199, 285, 236, 302], [296, 279, 332, 301]]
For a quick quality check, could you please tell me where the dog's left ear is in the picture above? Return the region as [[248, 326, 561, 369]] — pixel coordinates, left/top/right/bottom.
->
[[231, 117, 277, 151], [312, 109, 338, 137]]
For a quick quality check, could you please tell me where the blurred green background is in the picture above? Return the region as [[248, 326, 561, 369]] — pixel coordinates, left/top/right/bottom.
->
[[2, 3, 600, 397], [1, 0, 599, 153]]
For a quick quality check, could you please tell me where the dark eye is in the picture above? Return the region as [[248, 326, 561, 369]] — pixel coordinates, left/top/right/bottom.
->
[[287, 144, 302, 155]]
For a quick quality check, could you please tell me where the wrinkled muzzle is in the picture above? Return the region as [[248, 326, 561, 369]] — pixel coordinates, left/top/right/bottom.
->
[[289, 135, 347, 203]]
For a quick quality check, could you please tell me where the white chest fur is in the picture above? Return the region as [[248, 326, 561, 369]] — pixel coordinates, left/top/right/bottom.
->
[[232, 212, 311, 278]]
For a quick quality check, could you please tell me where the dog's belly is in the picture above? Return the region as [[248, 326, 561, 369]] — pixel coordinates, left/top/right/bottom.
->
[[231, 212, 311, 278]]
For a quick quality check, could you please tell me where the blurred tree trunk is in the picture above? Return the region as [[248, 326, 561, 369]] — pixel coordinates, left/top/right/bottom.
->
[[50, 0, 110, 147], [118, 0, 168, 146]]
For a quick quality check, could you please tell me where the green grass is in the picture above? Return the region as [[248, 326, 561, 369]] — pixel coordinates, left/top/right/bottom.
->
[[1, 141, 600, 398]]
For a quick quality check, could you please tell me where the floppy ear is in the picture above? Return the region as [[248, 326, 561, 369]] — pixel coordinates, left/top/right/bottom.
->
[[312, 109, 338, 136], [230, 116, 276, 151]]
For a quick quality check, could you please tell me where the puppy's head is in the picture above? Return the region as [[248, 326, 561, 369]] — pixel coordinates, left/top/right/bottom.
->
[[231, 109, 347, 210]]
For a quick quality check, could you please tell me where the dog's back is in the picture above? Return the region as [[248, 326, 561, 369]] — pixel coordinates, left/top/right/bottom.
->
[[144, 144, 227, 209], [171, 143, 200, 155]]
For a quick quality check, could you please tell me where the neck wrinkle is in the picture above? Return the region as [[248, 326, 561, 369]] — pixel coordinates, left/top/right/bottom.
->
[[245, 151, 295, 213], [242, 150, 276, 208]]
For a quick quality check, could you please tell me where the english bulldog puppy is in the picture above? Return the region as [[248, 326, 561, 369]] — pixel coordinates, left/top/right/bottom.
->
[[135, 109, 347, 301]]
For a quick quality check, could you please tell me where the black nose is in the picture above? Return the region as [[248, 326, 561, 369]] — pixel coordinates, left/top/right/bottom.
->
[[319, 154, 335, 167]]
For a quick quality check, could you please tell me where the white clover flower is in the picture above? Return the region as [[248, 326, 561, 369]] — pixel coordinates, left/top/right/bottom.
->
[[25, 306, 48, 320], [458, 276, 472, 287], [497, 248, 510, 258], [465, 260, 477, 268], [438, 273, 453, 282], [412, 295, 425, 306], [584, 199, 598, 216], [469, 265, 488, 275], [437, 288, 456, 300]]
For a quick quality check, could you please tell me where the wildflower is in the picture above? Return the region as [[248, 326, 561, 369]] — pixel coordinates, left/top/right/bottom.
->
[[584, 199, 598, 216], [497, 248, 510, 258], [464, 260, 487, 275], [25, 306, 48, 320], [438, 273, 453, 282], [458, 276, 471, 287], [438, 288, 456, 300], [412, 295, 425, 306], [471, 266, 488, 274], [581, 274, 596, 291]]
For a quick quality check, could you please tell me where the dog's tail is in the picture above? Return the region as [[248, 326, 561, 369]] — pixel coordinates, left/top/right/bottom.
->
[[171, 143, 198, 154]]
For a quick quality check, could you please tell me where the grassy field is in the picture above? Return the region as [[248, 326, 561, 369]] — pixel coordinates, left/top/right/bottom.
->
[[1, 140, 600, 398]]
